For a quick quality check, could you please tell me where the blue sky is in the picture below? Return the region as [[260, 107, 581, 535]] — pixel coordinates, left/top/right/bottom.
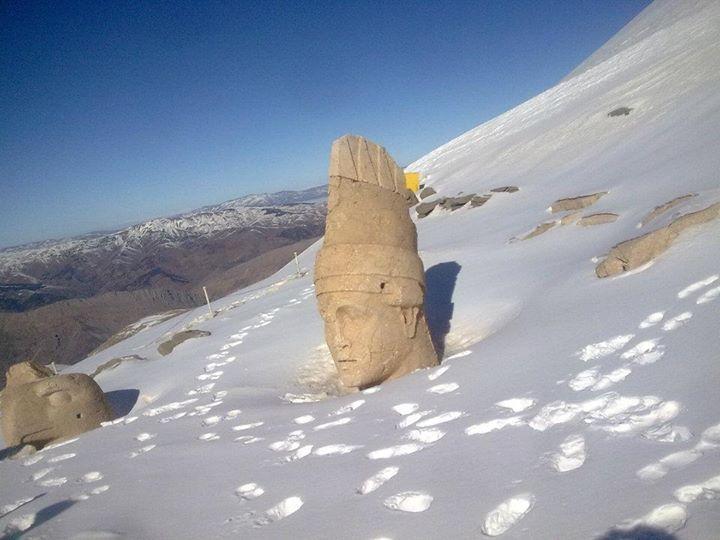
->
[[0, 0, 650, 248]]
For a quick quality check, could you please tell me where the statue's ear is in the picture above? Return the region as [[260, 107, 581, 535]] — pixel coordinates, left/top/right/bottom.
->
[[400, 306, 419, 338]]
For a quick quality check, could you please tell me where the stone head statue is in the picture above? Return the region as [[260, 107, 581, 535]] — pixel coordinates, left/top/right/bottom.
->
[[315, 135, 438, 389], [1, 361, 114, 449]]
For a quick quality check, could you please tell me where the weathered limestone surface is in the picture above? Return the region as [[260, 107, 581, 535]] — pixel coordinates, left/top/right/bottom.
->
[[578, 213, 619, 226], [639, 194, 696, 227], [1, 361, 113, 449], [520, 221, 557, 240], [550, 192, 607, 213], [596, 202, 720, 278], [315, 135, 438, 389], [157, 329, 211, 356]]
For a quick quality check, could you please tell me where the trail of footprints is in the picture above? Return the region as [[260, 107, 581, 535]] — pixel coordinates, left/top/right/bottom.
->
[[6, 276, 719, 537]]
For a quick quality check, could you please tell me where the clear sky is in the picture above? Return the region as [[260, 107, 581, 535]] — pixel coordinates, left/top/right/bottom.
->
[[0, 0, 651, 248]]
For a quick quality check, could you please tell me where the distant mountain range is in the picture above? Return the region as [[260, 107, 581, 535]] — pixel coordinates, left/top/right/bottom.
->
[[0, 185, 326, 383]]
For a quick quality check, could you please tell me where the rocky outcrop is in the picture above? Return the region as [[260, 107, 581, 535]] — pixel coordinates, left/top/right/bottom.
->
[[419, 187, 437, 199], [550, 192, 607, 213], [490, 186, 519, 193], [596, 202, 720, 278], [1, 361, 113, 449], [578, 213, 619, 226], [415, 193, 492, 218], [157, 330, 211, 356], [520, 221, 557, 240], [608, 107, 633, 117], [315, 135, 438, 389], [639, 194, 696, 227]]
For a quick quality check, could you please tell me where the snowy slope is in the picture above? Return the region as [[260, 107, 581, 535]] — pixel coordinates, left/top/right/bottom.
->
[[2, 0, 720, 538]]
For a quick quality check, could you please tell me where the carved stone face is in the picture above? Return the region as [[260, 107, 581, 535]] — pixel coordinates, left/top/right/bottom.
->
[[1, 373, 113, 448], [318, 291, 420, 388]]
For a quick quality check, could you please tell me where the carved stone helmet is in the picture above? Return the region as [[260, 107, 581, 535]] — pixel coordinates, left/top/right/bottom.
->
[[315, 135, 437, 389]]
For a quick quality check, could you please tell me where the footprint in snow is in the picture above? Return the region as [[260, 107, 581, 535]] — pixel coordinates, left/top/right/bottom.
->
[[575, 334, 634, 362], [495, 398, 535, 413], [129, 444, 156, 458], [367, 443, 426, 460], [591, 367, 633, 391], [236, 483, 265, 500], [444, 350, 472, 360], [639, 311, 665, 329], [362, 386, 381, 394], [199, 432, 220, 442], [357, 467, 399, 495], [548, 434, 586, 472], [23, 454, 45, 466], [427, 382, 459, 394], [225, 409, 242, 420], [232, 421, 264, 431], [617, 503, 687, 534], [160, 411, 188, 423], [313, 444, 363, 456], [392, 403, 419, 416], [197, 371, 223, 381], [253, 496, 304, 526], [404, 428, 445, 444], [48, 453, 76, 463], [383, 491, 433, 513], [674, 473, 720, 503], [697, 285, 720, 304], [677, 274, 718, 299], [568, 368, 600, 391], [234, 436, 264, 444], [32, 467, 54, 481], [293, 415, 315, 425], [205, 362, 226, 372], [662, 312, 692, 331], [637, 421, 720, 480], [284, 445, 314, 462], [144, 399, 198, 417], [314, 417, 353, 431], [466, 417, 525, 435], [269, 440, 301, 452], [79, 471, 104, 483], [38, 477, 67, 487], [481, 494, 535, 536], [415, 411, 464, 428], [135, 433, 156, 442], [620, 339, 665, 365], [427, 365, 450, 381], [332, 399, 365, 415], [396, 410, 434, 429], [202, 416, 223, 427]]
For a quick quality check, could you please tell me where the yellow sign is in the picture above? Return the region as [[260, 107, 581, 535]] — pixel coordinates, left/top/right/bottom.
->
[[404, 172, 420, 192]]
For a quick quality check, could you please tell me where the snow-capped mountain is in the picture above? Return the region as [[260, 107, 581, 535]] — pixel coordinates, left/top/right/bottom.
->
[[1, 1, 719, 538], [0, 185, 326, 279]]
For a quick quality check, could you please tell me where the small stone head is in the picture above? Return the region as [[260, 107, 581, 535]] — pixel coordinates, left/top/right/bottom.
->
[[1, 364, 113, 449]]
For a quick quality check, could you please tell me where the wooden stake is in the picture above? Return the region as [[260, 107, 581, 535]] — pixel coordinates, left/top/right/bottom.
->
[[203, 286, 214, 318], [293, 251, 301, 276]]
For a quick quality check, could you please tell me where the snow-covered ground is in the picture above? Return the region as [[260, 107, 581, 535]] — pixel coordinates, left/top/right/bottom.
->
[[2, 0, 719, 538]]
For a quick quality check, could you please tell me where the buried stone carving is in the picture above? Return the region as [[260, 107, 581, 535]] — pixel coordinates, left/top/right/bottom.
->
[[315, 135, 438, 389], [1, 361, 114, 449]]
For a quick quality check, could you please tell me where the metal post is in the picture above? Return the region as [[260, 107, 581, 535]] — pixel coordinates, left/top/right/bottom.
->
[[293, 251, 301, 276], [203, 286, 214, 318]]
